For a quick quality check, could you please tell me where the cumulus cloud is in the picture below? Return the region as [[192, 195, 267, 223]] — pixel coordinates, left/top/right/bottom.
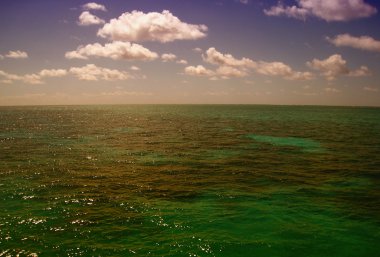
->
[[264, 0, 377, 22], [327, 34, 380, 52], [197, 47, 312, 80], [0, 68, 67, 84], [161, 53, 177, 62], [177, 59, 188, 65], [82, 2, 107, 12], [184, 65, 214, 76], [5, 50, 28, 59], [264, 4, 309, 20], [307, 54, 370, 80], [69, 64, 130, 81], [184, 65, 248, 80], [193, 47, 202, 53], [0, 65, 135, 84], [97, 10, 208, 43], [203, 47, 256, 68], [307, 54, 348, 80], [22, 74, 44, 84], [348, 66, 371, 77], [39, 69, 67, 77], [216, 66, 248, 78], [256, 61, 314, 80], [130, 66, 140, 71], [78, 11, 105, 26], [65, 41, 158, 61]]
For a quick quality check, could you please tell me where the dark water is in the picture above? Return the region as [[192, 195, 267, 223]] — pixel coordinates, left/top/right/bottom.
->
[[0, 105, 379, 256]]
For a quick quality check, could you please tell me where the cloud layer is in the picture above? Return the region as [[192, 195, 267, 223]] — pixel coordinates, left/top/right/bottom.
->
[[186, 47, 313, 80], [65, 41, 158, 61], [69, 64, 130, 81], [264, 0, 377, 22], [307, 54, 371, 80], [97, 10, 208, 42], [327, 34, 380, 52], [184, 65, 214, 77], [0, 69, 67, 84], [1, 65, 132, 84], [256, 61, 313, 80]]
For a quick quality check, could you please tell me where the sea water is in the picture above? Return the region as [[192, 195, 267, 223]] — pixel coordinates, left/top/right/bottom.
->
[[0, 105, 379, 256]]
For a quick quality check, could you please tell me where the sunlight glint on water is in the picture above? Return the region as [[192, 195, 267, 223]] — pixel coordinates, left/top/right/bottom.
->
[[0, 105, 379, 256]]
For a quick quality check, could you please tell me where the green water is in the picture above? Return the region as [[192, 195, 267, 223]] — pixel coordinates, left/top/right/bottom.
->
[[0, 105, 379, 256]]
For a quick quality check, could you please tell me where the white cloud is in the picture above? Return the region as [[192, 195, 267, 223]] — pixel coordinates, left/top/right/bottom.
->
[[65, 41, 158, 61], [100, 90, 153, 96], [348, 66, 371, 77], [0, 71, 42, 84], [177, 59, 188, 65], [82, 2, 107, 12], [193, 47, 202, 53], [69, 64, 130, 81], [0, 68, 68, 84], [5, 50, 28, 59], [324, 87, 341, 93], [256, 61, 313, 80], [78, 11, 105, 26], [307, 54, 348, 80], [23, 74, 44, 84], [264, 4, 309, 20], [161, 53, 177, 62], [97, 10, 208, 43], [264, 0, 377, 22], [0, 70, 21, 84], [130, 66, 140, 71], [203, 47, 256, 68], [39, 69, 67, 77], [1, 65, 135, 84], [363, 86, 378, 92], [184, 65, 214, 76], [327, 34, 380, 52], [216, 66, 247, 78], [184, 65, 248, 80], [191, 47, 312, 80], [307, 54, 371, 80]]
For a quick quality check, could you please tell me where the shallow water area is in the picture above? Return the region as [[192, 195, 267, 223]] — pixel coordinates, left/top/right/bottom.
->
[[0, 105, 379, 256]]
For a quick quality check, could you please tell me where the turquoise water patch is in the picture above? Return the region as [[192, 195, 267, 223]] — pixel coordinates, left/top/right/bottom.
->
[[247, 134, 323, 153]]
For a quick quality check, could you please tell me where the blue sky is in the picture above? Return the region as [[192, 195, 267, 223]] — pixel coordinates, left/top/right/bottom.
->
[[0, 0, 379, 106]]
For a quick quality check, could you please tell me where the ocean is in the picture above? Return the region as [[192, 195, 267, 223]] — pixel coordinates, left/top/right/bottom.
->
[[0, 105, 379, 256]]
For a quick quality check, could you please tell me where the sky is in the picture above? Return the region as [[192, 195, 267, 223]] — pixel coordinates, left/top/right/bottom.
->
[[0, 0, 379, 106]]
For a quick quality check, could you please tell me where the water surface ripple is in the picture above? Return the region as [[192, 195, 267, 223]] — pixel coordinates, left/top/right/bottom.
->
[[0, 105, 379, 256]]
